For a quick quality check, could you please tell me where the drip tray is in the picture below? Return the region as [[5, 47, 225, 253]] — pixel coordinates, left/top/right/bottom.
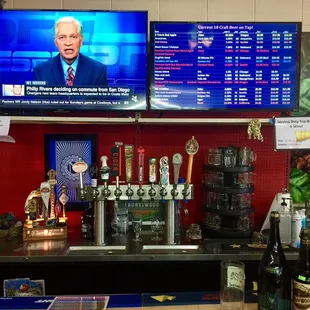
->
[[142, 245, 200, 254], [65, 246, 127, 256]]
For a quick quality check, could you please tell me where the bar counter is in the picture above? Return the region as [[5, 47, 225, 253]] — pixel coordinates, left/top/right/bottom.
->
[[115, 305, 256, 309], [0, 231, 298, 295], [0, 231, 298, 263], [0, 291, 258, 309]]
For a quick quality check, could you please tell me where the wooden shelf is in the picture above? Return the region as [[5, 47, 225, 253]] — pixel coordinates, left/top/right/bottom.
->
[[10, 116, 136, 125], [10, 115, 272, 125]]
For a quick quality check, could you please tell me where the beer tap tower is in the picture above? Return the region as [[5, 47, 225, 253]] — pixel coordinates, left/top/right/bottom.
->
[[165, 153, 183, 245], [77, 137, 198, 247], [96, 156, 111, 245]]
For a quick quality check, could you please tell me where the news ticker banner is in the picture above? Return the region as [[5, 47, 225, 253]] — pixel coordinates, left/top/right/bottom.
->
[[274, 117, 310, 150], [1, 85, 145, 109], [25, 86, 132, 97]]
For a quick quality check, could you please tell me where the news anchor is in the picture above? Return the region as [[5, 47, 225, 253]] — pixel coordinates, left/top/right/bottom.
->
[[33, 16, 107, 87]]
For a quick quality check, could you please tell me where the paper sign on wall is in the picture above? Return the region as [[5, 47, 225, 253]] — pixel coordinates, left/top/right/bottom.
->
[[274, 117, 310, 150], [0, 117, 15, 143]]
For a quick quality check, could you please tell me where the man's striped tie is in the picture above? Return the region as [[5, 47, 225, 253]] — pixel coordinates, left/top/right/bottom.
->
[[67, 66, 75, 86]]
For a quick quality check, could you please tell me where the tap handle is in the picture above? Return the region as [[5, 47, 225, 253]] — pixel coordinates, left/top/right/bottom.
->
[[185, 136, 199, 185], [172, 153, 183, 185], [100, 156, 110, 182], [186, 156, 194, 185], [89, 163, 98, 187], [159, 156, 169, 188], [124, 144, 134, 184], [72, 159, 88, 189], [137, 146, 145, 186], [149, 157, 157, 183], [101, 155, 107, 167], [112, 143, 122, 178]]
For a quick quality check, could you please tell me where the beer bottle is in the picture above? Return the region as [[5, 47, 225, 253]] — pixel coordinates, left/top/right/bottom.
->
[[258, 211, 291, 309], [293, 228, 310, 310]]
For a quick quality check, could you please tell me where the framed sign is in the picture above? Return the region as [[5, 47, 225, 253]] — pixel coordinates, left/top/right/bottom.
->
[[274, 117, 310, 150], [118, 200, 163, 225], [44, 134, 97, 211]]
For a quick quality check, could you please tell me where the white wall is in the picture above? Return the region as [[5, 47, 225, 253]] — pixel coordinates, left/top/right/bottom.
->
[[3, 0, 309, 31]]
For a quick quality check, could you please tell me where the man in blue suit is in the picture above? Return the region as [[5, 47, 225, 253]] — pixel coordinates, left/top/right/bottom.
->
[[34, 16, 107, 87]]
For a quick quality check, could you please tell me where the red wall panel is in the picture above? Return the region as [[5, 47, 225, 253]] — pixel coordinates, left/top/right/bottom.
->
[[0, 121, 288, 231]]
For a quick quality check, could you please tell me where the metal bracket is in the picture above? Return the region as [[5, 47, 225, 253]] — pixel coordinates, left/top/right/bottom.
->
[[135, 112, 141, 122]]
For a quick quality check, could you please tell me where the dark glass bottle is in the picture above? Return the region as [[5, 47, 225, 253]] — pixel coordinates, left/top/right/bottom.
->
[[293, 228, 310, 309], [258, 211, 291, 309], [81, 162, 97, 239], [81, 202, 94, 239]]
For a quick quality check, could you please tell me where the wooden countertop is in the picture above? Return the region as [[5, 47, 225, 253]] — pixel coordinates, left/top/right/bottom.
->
[[115, 304, 256, 309]]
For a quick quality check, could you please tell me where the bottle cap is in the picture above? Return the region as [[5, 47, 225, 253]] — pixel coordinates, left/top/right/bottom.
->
[[300, 228, 310, 243], [301, 228, 309, 236], [270, 211, 280, 218]]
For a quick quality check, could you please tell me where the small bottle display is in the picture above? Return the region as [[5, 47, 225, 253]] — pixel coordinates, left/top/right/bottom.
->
[[258, 211, 291, 310]]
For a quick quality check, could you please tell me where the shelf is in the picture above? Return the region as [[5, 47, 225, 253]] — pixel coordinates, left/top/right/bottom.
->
[[204, 185, 255, 194], [10, 116, 136, 125], [136, 118, 271, 125], [205, 207, 254, 217], [9, 115, 272, 125], [204, 164, 255, 173]]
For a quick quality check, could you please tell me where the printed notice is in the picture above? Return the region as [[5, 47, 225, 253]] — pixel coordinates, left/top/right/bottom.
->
[[0, 116, 10, 136], [0, 117, 15, 143], [274, 117, 310, 150]]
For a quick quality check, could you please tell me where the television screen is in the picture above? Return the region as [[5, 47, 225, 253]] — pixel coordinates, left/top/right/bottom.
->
[[149, 22, 301, 111], [0, 10, 148, 112]]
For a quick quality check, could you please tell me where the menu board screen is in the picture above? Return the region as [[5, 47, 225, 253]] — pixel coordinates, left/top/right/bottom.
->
[[149, 22, 301, 111]]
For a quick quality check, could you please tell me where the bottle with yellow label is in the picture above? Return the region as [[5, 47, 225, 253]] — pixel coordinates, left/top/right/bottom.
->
[[293, 228, 310, 310]]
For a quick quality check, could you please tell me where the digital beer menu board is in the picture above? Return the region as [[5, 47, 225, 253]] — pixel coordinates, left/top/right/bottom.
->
[[149, 22, 301, 111]]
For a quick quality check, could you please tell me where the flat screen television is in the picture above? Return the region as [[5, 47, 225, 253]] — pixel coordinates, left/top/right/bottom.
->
[[149, 21, 301, 111], [0, 10, 148, 113]]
